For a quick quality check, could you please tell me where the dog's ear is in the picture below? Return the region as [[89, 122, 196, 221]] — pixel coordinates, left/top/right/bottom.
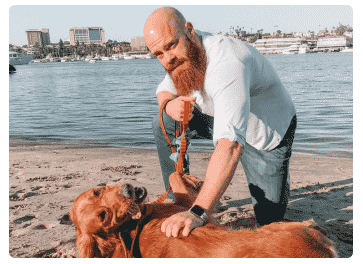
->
[[77, 234, 99, 258], [134, 186, 147, 204]]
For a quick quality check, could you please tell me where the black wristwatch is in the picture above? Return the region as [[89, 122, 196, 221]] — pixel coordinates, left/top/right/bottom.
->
[[189, 205, 208, 224]]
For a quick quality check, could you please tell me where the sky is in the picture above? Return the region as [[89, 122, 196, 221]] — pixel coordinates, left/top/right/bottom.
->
[[7, 2, 354, 46]]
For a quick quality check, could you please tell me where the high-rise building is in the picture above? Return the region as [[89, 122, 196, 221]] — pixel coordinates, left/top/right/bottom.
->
[[25, 29, 51, 47], [69, 27, 106, 45]]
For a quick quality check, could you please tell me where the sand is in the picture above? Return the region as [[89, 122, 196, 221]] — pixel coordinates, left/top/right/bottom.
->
[[8, 144, 353, 258]]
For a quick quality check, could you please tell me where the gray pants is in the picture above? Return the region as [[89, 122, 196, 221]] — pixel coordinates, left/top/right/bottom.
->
[[152, 107, 296, 226]]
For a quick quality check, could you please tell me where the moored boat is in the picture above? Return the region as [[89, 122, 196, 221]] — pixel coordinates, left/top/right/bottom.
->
[[341, 47, 353, 53], [282, 44, 299, 54], [9, 64, 16, 73], [9, 51, 33, 65]]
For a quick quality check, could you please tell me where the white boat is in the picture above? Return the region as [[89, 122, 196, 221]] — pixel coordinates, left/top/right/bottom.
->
[[89, 59, 96, 63], [341, 48, 353, 53], [101, 56, 110, 61], [298, 44, 308, 54], [123, 55, 134, 60], [144, 53, 156, 59], [61, 58, 69, 62], [282, 44, 299, 54], [9, 51, 33, 65], [112, 54, 119, 60]]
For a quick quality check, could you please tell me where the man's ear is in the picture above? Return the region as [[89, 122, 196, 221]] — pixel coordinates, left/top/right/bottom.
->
[[184, 21, 195, 37]]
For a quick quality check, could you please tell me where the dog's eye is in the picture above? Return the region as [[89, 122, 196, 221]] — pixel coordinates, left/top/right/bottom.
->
[[99, 211, 107, 221], [93, 188, 104, 197]]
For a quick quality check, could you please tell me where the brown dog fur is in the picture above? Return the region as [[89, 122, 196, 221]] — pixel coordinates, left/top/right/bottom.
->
[[70, 183, 338, 258]]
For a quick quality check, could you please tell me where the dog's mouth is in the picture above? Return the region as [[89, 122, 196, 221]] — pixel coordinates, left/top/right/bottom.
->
[[92, 184, 148, 230]]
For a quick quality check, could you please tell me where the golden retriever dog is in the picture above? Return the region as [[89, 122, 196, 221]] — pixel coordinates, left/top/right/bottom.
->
[[70, 182, 338, 258]]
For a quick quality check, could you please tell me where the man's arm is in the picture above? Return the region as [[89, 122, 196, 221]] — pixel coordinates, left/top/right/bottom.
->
[[193, 138, 244, 215], [157, 91, 177, 107], [157, 91, 195, 121], [161, 138, 243, 237]]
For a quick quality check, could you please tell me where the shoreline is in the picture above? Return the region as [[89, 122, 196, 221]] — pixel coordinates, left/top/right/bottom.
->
[[9, 139, 353, 161], [9, 144, 353, 257]]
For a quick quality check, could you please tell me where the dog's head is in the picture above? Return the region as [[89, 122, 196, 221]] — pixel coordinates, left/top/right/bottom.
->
[[70, 183, 147, 257]]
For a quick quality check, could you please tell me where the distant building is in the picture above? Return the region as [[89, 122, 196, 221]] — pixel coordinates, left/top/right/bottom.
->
[[317, 37, 353, 51], [25, 29, 51, 47], [130, 36, 149, 52], [69, 27, 106, 45]]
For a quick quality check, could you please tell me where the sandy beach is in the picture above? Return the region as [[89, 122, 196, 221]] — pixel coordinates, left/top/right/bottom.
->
[[9, 143, 353, 258]]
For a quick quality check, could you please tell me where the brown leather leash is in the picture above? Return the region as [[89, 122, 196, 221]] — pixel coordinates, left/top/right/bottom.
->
[[154, 99, 195, 204], [117, 101, 201, 257]]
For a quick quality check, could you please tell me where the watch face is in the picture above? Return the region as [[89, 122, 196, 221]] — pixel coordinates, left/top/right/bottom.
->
[[191, 205, 205, 216]]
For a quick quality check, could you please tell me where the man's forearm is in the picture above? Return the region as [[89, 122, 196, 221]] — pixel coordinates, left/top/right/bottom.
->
[[157, 91, 177, 107], [193, 138, 244, 215]]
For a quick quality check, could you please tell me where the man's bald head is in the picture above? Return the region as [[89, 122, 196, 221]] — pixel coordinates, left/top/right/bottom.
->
[[144, 7, 187, 48], [143, 7, 206, 96]]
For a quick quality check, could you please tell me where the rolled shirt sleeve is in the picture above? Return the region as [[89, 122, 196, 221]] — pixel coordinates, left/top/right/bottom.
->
[[156, 74, 177, 95], [206, 60, 251, 147]]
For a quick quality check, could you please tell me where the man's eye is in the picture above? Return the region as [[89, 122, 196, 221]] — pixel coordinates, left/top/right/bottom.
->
[[171, 41, 178, 48]]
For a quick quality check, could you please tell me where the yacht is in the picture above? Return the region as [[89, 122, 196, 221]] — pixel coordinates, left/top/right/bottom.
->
[[112, 54, 119, 60], [9, 51, 33, 65], [282, 44, 300, 54], [123, 55, 134, 60], [144, 53, 156, 59], [84, 55, 92, 62], [298, 43, 308, 54], [101, 56, 111, 61], [341, 47, 353, 53]]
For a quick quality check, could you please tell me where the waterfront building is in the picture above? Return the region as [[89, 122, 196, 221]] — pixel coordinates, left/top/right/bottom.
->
[[69, 27, 106, 45], [252, 38, 303, 54], [252, 38, 319, 54], [25, 29, 50, 47], [130, 36, 149, 52], [317, 37, 353, 51]]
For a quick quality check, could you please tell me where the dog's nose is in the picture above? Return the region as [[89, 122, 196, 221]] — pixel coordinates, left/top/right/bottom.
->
[[119, 183, 133, 199]]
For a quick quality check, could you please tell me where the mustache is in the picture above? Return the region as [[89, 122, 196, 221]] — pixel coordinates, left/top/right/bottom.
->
[[165, 58, 187, 73]]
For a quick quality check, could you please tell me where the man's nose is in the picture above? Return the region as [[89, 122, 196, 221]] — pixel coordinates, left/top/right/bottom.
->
[[164, 52, 177, 67]]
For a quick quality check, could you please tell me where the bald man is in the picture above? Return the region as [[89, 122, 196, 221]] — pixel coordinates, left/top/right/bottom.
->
[[145, 7, 297, 238]]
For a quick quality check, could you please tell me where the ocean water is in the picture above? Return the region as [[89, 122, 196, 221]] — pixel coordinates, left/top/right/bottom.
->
[[9, 52, 353, 159]]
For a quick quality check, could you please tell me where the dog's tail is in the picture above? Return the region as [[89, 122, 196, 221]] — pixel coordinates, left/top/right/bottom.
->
[[303, 219, 339, 258]]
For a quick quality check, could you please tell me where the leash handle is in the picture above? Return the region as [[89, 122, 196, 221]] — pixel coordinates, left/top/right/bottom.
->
[[176, 100, 191, 174]]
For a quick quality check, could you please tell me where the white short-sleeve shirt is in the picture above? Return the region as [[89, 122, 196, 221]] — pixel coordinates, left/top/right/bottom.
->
[[156, 31, 296, 151]]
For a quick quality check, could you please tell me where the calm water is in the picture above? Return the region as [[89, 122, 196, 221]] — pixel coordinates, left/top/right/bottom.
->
[[9, 52, 353, 159]]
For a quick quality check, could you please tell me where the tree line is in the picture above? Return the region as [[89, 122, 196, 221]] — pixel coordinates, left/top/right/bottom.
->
[[11, 39, 132, 59]]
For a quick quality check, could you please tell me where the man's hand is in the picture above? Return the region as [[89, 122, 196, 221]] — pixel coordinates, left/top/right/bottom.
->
[[161, 210, 203, 237], [165, 96, 196, 121]]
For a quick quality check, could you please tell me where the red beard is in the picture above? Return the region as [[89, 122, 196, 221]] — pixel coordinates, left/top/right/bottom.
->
[[166, 36, 206, 96]]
